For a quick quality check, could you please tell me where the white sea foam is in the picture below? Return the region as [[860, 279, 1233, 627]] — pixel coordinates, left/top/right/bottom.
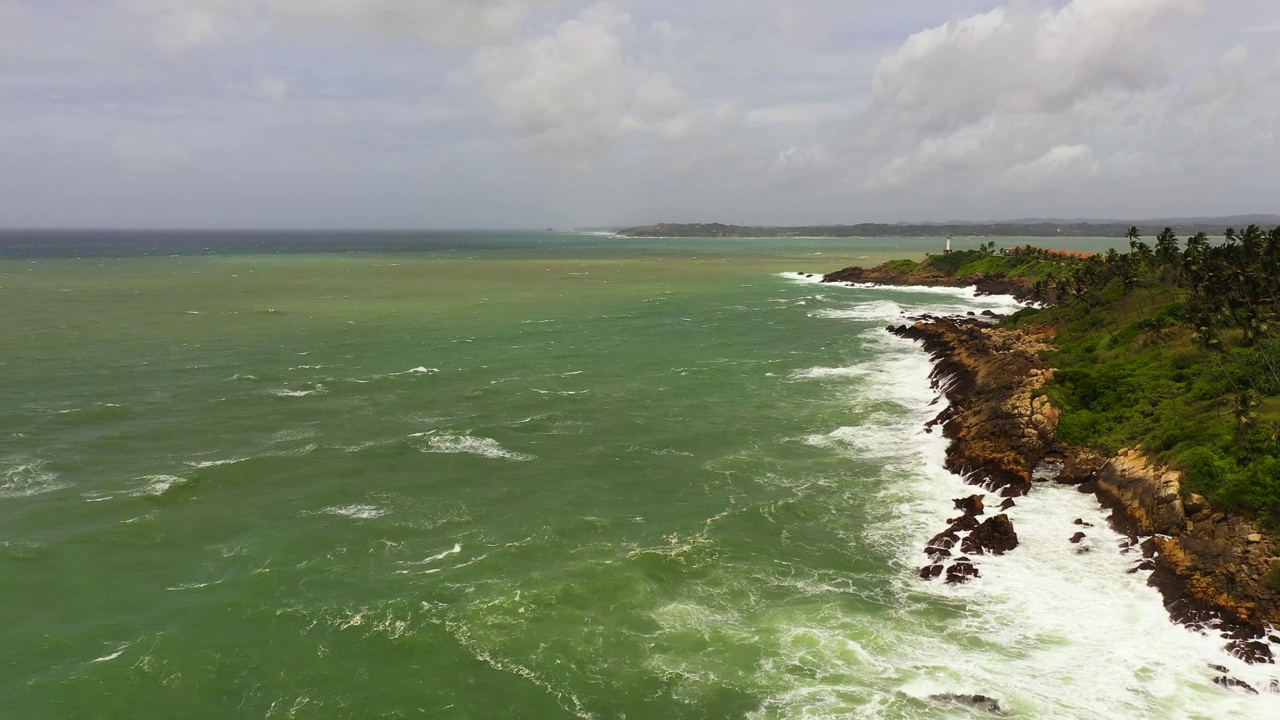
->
[[779, 271, 827, 285], [271, 384, 326, 398], [810, 300, 909, 324], [393, 366, 439, 376], [268, 428, 317, 444], [323, 504, 389, 520], [783, 270, 1028, 318], [185, 457, 249, 469], [334, 439, 395, 453], [166, 580, 224, 591], [414, 433, 535, 462], [789, 366, 866, 381], [0, 459, 68, 499], [132, 475, 188, 497], [396, 544, 463, 573], [91, 642, 133, 664]]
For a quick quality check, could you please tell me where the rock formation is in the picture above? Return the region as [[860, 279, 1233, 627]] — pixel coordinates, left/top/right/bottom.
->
[[824, 265, 1043, 304], [890, 314, 1280, 663], [891, 317, 1058, 497]]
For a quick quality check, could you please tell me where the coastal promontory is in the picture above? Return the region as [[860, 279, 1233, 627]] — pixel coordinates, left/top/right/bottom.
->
[[826, 227, 1280, 659]]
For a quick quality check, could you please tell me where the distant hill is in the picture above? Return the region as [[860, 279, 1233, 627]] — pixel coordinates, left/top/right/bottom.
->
[[613, 217, 1280, 239]]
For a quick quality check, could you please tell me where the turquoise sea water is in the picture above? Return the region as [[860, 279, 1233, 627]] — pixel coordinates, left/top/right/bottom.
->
[[2, 232, 1276, 718]]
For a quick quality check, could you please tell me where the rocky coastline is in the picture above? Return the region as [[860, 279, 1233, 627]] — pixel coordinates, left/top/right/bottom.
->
[[822, 264, 1045, 304], [880, 311, 1280, 676]]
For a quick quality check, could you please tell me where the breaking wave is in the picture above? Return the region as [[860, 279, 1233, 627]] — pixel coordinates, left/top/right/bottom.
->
[[411, 432, 535, 462]]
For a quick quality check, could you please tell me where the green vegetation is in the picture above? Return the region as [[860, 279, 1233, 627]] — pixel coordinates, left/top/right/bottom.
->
[[916, 242, 1083, 289], [879, 258, 921, 274], [848, 225, 1280, 525], [995, 225, 1280, 526]]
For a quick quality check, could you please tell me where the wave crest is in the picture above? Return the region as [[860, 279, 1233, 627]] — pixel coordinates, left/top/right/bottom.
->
[[412, 433, 534, 462]]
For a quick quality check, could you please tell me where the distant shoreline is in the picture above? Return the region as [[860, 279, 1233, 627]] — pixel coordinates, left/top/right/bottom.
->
[[613, 217, 1280, 239]]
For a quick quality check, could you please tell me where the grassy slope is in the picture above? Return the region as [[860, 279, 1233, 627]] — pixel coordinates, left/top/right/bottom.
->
[[875, 248, 1079, 287], [1009, 289, 1280, 525]]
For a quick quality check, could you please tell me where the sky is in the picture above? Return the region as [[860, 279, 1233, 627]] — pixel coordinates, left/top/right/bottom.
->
[[1, 0, 1278, 229]]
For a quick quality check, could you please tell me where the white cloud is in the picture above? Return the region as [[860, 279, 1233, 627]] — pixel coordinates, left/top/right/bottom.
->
[[471, 4, 700, 171], [849, 0, 1203, 190], [998, 144, 1098, 190], [869, 0, 1199, 131]]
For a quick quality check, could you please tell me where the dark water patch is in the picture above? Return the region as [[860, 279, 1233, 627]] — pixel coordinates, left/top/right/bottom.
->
[[0, 229, 550, 260]]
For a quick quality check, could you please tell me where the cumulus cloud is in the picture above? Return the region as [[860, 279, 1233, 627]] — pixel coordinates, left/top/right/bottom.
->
[[852, 0, 1202, 190], [471, 4, 701, 171], [868, 0, 1199, 132]]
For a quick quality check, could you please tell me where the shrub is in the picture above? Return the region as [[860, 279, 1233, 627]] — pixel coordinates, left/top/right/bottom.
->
[[1267, 561, 1280, 592], [1177, 446, 1227, 497], [880, 259, 920, 275]]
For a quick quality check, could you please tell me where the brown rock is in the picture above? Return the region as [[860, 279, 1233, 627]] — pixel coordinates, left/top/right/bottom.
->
[[891, 317, 1055, 500], [928, 694, 1004, 715], [1057, 445, 1107, 485], [1184, 493, 1208, 515], [945, 558, 981, 585], [1094, 449, 1186, 536], [999, 498, 1016, 511], [925, 546, 952, 561], [1070, 532, 1087, 544], [928, 529, 959, 550], [1213, 676, 1258, 694], [1226, 639, 1274, 665], [954, 495, 986, 516], [962, 515, 1019, 556]]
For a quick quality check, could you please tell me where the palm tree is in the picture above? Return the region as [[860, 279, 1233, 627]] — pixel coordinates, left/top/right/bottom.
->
[[1154, 227, 1181, 288], [1231, 389, 1261, 436]]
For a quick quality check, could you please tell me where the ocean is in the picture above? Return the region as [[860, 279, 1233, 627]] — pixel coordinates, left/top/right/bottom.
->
[[1, 231, 1275, 718]]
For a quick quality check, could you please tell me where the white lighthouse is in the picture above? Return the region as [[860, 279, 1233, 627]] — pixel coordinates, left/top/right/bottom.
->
[[944, 235, 953, 254]]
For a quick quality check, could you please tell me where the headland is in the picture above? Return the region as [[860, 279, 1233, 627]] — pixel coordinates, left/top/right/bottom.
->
[[823, 227, 1280, 679]]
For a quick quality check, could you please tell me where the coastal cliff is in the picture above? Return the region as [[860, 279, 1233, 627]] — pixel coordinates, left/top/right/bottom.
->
[[892, 317, 1059, 585], [1088, 450, 1280, 646], [889, 317, 1057, 497], [889, 314, 1280, 663]]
